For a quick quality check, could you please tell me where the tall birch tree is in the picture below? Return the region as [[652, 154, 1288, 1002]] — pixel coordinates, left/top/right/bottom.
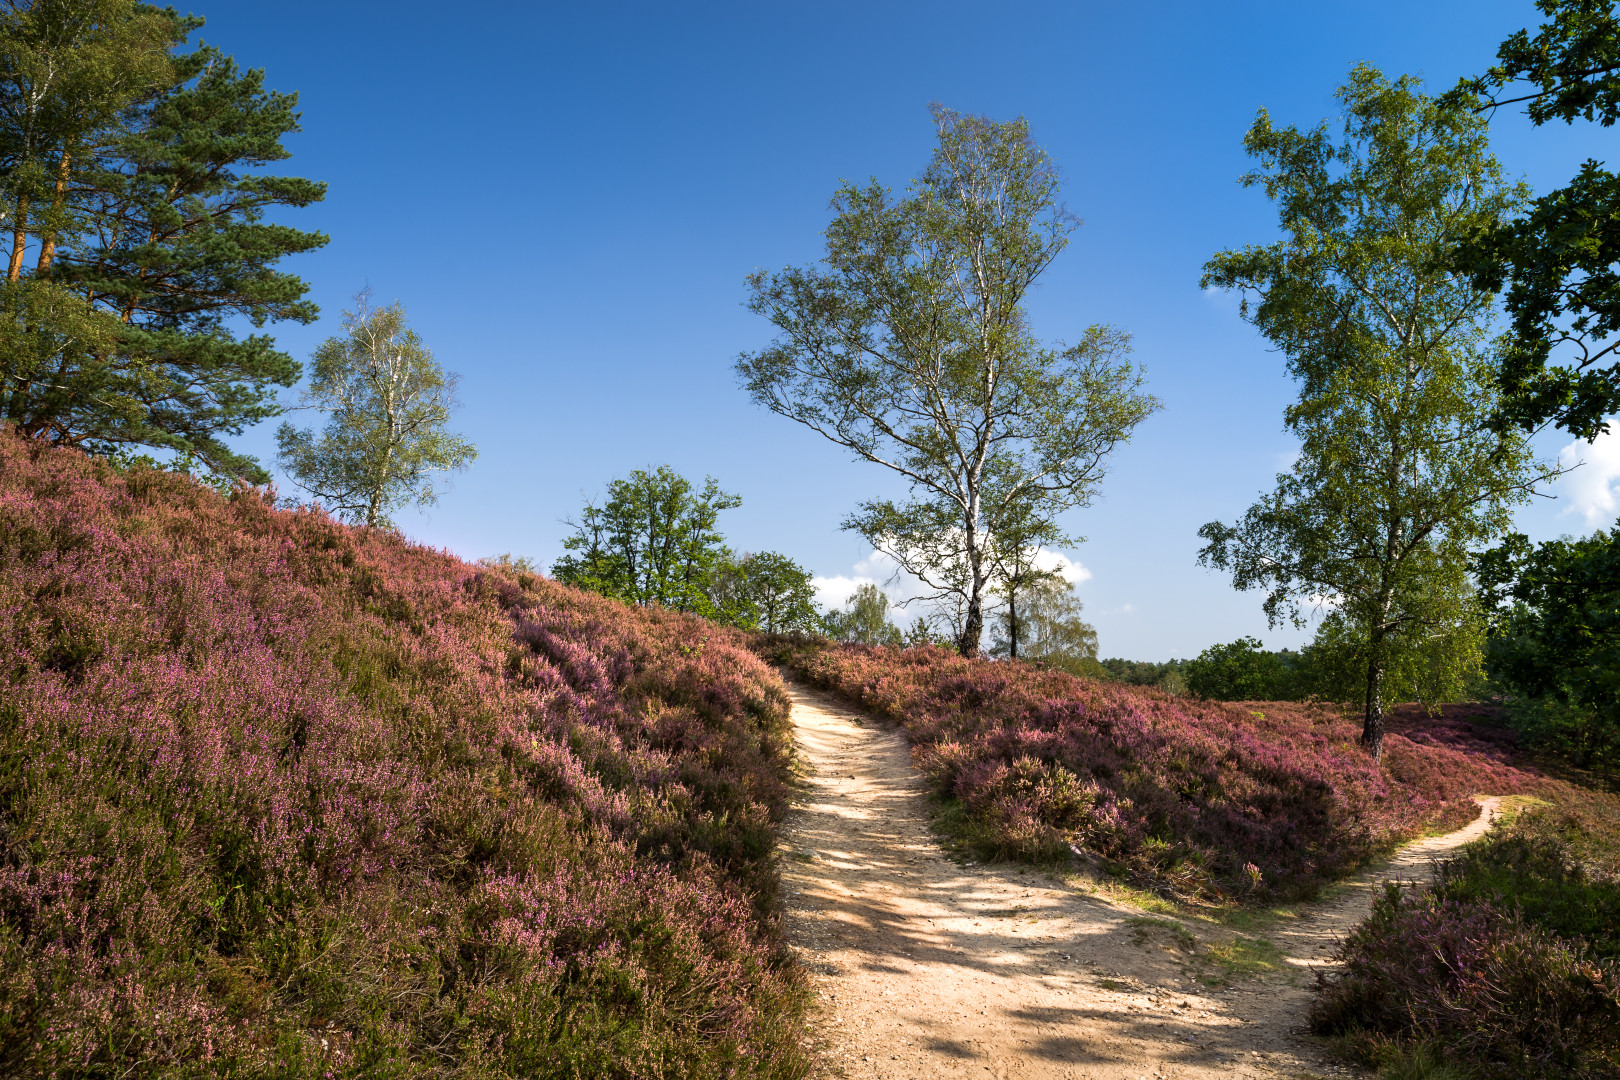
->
[[1198, 65, 1557, 760], [738, 105, 1158, 657], [276, 293, 475, 528]]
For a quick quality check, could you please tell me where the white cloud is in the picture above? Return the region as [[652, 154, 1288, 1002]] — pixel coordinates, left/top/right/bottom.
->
[[810, 549, 921, 622], [1557, 426, 1620, 528], [1029, 548, 1093, 585], [808, 574, 868, 612]]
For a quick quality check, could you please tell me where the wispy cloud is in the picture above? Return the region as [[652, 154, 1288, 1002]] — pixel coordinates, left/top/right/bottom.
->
[[1029, 547, 1092, 585], [810, 549, 911, 618]]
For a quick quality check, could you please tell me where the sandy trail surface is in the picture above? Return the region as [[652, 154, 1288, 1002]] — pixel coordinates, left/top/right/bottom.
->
[[776, 676, 1503, 1080]]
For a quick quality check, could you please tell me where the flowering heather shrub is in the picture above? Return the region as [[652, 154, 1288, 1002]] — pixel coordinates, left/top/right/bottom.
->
[[1312, 888, 1620, 1077], [1312, 800, 1620, 1077], [1428, 798, 1620, 957], [761, 639, 1552, 900], [0, 433, 807, 1078]]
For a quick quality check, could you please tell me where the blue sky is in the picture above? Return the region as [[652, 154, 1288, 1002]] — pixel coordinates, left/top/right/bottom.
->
[[205, 0, 1615, 660]]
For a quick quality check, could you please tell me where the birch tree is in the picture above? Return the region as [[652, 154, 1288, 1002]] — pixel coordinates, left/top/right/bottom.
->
[[738, 105, 1158, 657], [276, 292, 475, 528], [1198, 66, 1558, 760]]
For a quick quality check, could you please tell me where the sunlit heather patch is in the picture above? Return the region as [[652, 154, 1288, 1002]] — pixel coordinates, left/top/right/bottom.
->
[[761, 639, 1557, 902], [0, 433, 807, 1078]]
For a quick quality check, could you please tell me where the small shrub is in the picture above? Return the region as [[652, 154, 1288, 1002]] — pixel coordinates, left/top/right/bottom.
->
[[1432, 805, 1620, 957], [1313, 801, 1620, 1078]]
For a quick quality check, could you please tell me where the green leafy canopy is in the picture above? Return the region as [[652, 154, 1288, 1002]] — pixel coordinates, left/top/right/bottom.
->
[[1199, 65, 1558, 757], [1446, 0, 1620, 438], [738, 104, 1158, 656]]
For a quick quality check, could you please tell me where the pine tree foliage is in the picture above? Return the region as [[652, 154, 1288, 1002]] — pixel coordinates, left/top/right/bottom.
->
[[0, 2, 325, 480]]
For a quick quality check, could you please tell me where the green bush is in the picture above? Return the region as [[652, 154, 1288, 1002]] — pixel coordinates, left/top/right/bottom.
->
[[1433, 803, 1620, 956], [1182, 637, 1305, 700], [1478, 527, 1620, 773]]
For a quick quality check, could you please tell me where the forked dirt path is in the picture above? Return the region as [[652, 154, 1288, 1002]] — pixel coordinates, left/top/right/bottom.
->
[[776, 676, 1503, 1080]]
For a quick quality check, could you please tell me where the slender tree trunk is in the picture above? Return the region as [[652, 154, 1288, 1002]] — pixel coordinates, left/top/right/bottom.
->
[[959, 490, 986, 657], [367, 442, 394, 527], [960, 603, 982, 657], [8, 195, 29, 282], [35, 150, 70, 273], [1362, 629, 1387, 761], [959, 542, 986, 658], [1008, 589, 1020, 660]]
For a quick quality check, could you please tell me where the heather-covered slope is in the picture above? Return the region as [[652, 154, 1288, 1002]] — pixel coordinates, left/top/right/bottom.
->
[[762, 638, 1553, 902], [1311, 796, 1620, 1077], [0, 435, 807, 1078]]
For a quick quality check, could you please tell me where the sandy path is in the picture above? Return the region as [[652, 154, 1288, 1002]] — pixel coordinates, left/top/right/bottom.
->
[[776, 676, 1502, 1080]]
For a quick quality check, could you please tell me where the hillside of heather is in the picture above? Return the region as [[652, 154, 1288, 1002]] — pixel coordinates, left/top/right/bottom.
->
[[0, 435, 808, 1079], [761, 637, 1560, 902]]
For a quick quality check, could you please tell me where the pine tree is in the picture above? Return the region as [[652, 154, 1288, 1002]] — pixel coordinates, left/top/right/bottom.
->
[[0, 6, 326, 482]]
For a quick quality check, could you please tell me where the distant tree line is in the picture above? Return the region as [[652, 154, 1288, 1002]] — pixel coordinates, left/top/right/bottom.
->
[[544, 463, 1124, 655]]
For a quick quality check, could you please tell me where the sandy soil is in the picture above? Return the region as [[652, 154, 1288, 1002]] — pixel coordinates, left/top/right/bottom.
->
[[776, 676, 1503, 1080]]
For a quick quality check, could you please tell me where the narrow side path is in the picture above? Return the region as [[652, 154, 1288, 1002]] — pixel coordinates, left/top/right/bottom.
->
[[776, 676, 1501, 1080]]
